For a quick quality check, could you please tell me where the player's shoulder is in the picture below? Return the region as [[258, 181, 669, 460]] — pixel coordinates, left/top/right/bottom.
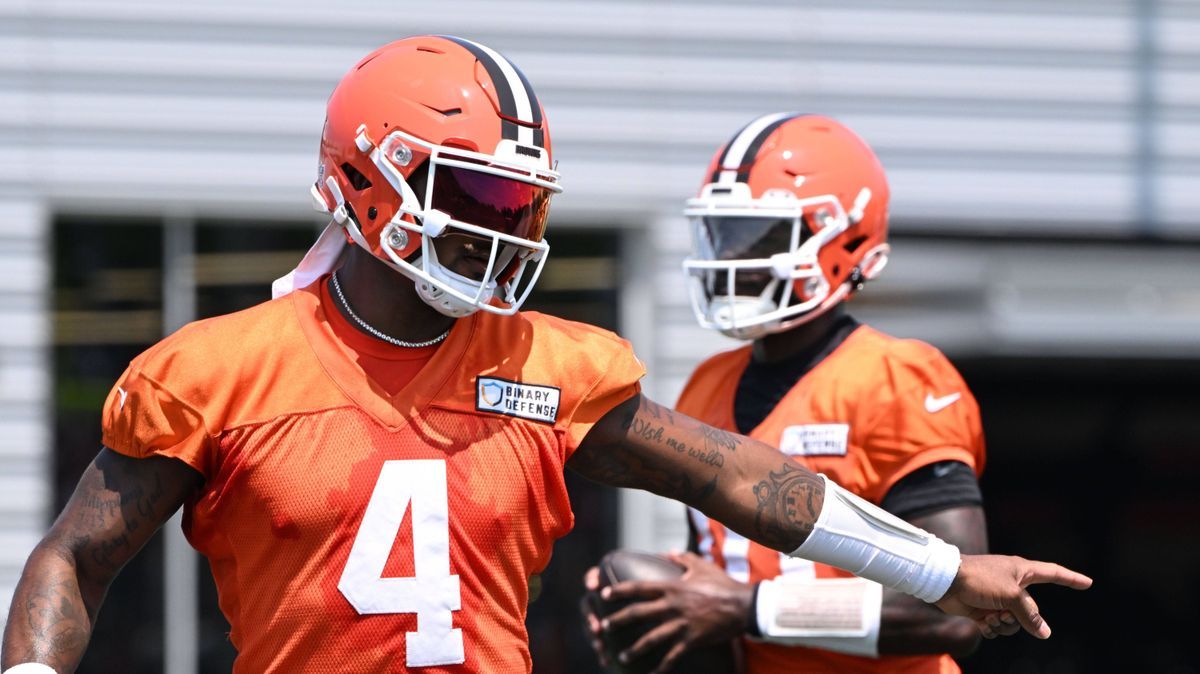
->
[[475, 309, 635, 361], [128, 294, 301, 387], [842, 325, 966, 395], [683, 343, 752, 386], [848, 325, 955, 371], [695, 342, 753, 370], [514, 310, 630, 347], [673, 344, 751, 412], [454, 310, 644, 426]]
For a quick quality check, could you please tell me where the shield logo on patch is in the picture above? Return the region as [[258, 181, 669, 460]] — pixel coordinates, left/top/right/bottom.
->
[[482, 381, 505, 406]]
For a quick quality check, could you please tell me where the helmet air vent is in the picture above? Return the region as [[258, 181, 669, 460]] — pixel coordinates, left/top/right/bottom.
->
[[340, 163, 373, 191], [843, 235, 867, 253]]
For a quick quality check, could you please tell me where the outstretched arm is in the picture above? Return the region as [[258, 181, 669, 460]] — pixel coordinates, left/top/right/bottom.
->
[[1, 448, 203, 673], [568, 394, 823, 552], [568, 393, 1091, 640]]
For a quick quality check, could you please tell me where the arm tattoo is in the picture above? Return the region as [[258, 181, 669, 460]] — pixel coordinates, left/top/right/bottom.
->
[[11, 563, 91, 667], [569, 443, 720, 505], [2, 448, 201, 671], [570, 393, 827, 553], [626, 398, 731, 470], [640, 396, 675, 424], [77, 454, 170, 580], [569, 397, 719, 504], [699, 426, 741, 454], [751, 462, 824, 551]]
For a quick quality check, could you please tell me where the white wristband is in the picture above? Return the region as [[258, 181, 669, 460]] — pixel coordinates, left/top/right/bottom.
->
[[789, 475, 961, 603], [755, 577, 883, 657], [3, 664, 58, 674]]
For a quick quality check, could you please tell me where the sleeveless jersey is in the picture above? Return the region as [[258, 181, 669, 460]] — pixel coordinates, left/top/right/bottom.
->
[[676, 325, 984, 674], [101, 277, 644, 673]]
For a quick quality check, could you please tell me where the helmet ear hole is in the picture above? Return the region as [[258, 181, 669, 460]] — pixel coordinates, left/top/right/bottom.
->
[[843, 235, 867, 253], [800, 216, 816, 241], [339, 163, 373, 191]]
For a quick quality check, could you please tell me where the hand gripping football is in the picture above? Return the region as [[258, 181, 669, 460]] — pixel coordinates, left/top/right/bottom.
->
[[589, 550, 740, 674]]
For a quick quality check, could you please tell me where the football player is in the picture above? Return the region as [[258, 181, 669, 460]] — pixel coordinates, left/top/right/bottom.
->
[[2, 39, 1088, 674], [582, 114, 1014, 673]]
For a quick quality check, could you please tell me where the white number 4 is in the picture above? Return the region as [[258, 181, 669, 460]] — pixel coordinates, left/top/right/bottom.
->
[[339, 459, 464, 667]]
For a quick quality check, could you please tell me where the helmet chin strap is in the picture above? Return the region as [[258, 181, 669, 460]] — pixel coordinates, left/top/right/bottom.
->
[[717, 246, 889, 340], [715, 279, 849, 340], [413, 253, 499, 318]]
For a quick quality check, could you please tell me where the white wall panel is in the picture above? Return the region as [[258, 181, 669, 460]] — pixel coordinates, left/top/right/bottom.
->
[[0, 0, 1196, 567], [1158, 70, 1200, 106], [1160, 18, 1200, 53], [1158, 172, 1200, 231], [0, 198, 47, 632], [0, 0, 1189, 236], [0, 93, 321, 136], [1161, 122, 1200, 158]]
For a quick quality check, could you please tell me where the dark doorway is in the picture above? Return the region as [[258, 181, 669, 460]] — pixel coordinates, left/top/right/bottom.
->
[[53, 217, 166, 674], [956, 356, 1200, 674]]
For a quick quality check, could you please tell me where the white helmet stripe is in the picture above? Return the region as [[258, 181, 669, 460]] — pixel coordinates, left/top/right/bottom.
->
[[440, 36, 539, 147], [716, 112, 796, 185]]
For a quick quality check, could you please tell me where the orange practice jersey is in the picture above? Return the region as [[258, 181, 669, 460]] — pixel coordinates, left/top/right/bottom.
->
[[101, 277, 644, 673], [677, 325, 984, 674]]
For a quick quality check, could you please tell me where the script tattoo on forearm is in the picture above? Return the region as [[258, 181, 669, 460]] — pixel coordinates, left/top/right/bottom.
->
[[752, 462, 825, 551], [569, 397, 719, 504], [628, 398, 729, 469]]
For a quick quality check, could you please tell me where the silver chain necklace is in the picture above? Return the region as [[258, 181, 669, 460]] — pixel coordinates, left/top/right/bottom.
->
[[330, 271, 451, 349]]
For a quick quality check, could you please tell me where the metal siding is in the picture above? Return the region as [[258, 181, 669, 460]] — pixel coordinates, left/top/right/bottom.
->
[[0, 198, 49, 628], [0, 0, 1194, 563]]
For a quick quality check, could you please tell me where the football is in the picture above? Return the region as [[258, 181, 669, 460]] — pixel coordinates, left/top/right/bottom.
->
[[589, 550, 740, 674]]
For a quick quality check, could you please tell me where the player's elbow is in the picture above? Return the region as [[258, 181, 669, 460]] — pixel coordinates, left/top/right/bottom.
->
[[937, 618, 982, 658], [34, 531, 82, 571], [38, 529, 111, 594]]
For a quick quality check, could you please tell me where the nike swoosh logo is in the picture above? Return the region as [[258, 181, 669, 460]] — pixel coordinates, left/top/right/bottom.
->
[[924, 392, 961, 413], [118, 386, 128, 410], [932, 463, 955, 478]]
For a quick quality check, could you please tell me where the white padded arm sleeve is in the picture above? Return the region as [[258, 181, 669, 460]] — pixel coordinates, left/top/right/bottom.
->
[[2, 665, 58, 674], [789, 475, 961, 603]]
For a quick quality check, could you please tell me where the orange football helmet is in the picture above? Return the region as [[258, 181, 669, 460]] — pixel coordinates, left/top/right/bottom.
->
[[683, 113, 890, 339], [288, 35, 560, 317]]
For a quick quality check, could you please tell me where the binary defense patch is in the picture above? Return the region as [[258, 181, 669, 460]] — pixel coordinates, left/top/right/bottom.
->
[[476, 376, 561, 424]]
